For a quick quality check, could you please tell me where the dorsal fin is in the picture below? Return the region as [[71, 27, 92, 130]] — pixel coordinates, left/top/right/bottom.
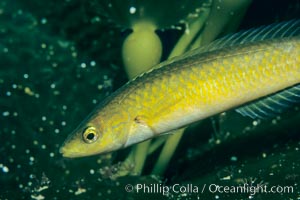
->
[[199, 19, 300, 53], [236, 84, 300, 119], [180, 19, 300, 59]]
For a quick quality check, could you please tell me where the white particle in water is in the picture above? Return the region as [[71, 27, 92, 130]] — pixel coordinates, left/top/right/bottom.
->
[[91, 16, 100, 23], [90, 61, 96, 67], [80, 63, 87, 68], [12, 84, 17, 89], [62, 105, 67, 110], [272, 119, 277, 124], [49, 50, 54, 56], [52, 62, 58, 68], [97, 159, 102, 164], [129, 6, 136, 14], [53, 90, 60, 95], [2, 166, 9, 173], [97, 84, 103, 90], [252, 120, 258, 126], [29, 157, 35, 162], [42, 116, 47, 121], [25, 149, 30, 154], [90, 169, 95, 174], [41, 144, 46, 149], [61, 121, 66, 126], [57, 40, 70, 49], [215, 139, 221, 144], [50, 83, 56, 89], [6, 91, 11, 96], [103, 79, 112, 88], [230, 156, 238, 162], [11, 145, 16, 149], [41, 43, 47, 49], [54, 129, 60, 134], [17, 9, 23, 15], [23, 74, 29, 79], [2, 111, 9, 116], [276, 116, 281, 120], [49, 152, 54, 157], [41, 18, 47, 24], [92, 99, 97, 104], [72, 52, 77, 58]]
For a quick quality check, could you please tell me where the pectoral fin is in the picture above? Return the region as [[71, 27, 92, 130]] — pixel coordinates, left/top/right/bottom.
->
[[124, 115, 156, 147]]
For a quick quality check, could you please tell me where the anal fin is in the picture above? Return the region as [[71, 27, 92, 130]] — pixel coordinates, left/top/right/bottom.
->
[[236, 84, 300, 119]]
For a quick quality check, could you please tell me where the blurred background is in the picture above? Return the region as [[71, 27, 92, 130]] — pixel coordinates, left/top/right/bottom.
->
[[0, 0, 299, 199]]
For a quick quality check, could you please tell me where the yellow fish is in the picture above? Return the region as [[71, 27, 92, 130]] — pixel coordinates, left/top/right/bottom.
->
[[60, 20, 300, 158]]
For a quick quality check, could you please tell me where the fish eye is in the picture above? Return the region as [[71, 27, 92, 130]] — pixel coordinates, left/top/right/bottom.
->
[[82, 126, 99, 144]]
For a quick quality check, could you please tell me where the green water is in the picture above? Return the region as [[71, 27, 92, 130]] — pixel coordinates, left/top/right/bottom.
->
[[0, 0, 299, 199]]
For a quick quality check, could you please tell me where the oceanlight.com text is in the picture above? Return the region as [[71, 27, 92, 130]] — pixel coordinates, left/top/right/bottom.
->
[[124, 183, 294, 196]]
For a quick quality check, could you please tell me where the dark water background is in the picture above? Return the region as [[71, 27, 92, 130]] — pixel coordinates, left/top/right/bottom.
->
[[0, 0, 299, 199]]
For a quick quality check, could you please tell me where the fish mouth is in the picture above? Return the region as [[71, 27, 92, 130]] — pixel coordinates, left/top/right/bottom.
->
[[59, 142, 84, 158], [59, 146, 85, 158], [59, 146, 109, 158], [59, 130, 83, 158], [59, 146, 74, 158], [59, 141, 107, 158]]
